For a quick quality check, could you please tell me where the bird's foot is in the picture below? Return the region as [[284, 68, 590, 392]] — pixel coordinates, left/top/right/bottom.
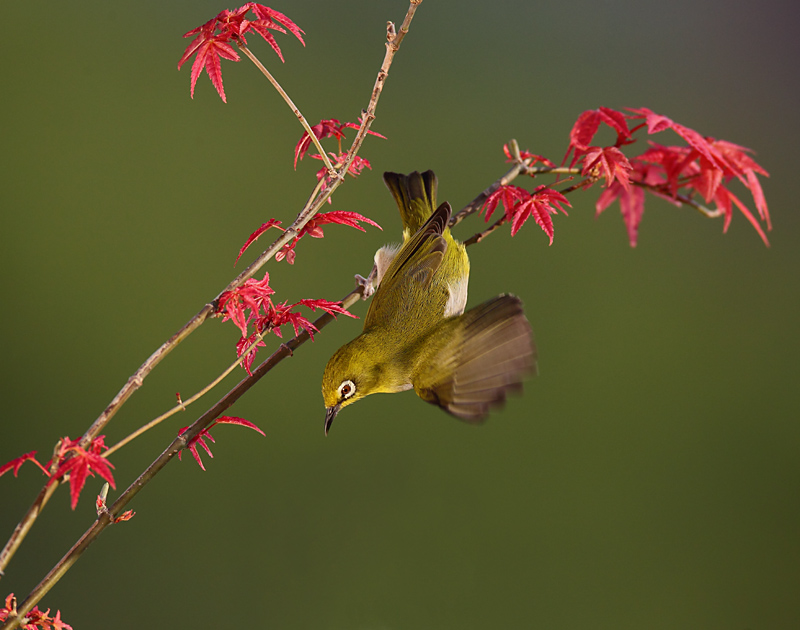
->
[[355, 265, 378, 299]]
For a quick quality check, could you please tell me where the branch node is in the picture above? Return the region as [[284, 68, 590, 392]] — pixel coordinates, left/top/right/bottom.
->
[[386, 21, 396, 42]]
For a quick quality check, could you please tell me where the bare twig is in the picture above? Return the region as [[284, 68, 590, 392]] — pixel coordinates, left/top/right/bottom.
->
[[102, 332, 269, 459], [336, 2, 422, 181], [632, 181, 722, 217], [463, 214, 508, 247], [238, 43, 335, 175], [0, 484, 58, 581]]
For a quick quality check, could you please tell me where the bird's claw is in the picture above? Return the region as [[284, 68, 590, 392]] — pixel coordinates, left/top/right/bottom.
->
[[355, 267, 377, 299]]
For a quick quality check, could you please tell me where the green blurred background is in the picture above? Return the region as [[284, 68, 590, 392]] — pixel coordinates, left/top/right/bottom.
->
[[2, 1, 798, 628]]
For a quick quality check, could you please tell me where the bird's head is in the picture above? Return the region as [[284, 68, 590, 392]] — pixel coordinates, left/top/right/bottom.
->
[[321, 337, 383, 435]]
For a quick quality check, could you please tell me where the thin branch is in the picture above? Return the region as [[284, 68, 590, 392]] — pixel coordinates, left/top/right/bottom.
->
[[102, 332, 268, 459], [337, 1, 421, 179], [556, 177, 591, 195], [237, 43, 335, 175], [0, 484, 58, 581], [633, 180, 722, 217], [0, 441, 64, 580], [463, 214, 508, 247]]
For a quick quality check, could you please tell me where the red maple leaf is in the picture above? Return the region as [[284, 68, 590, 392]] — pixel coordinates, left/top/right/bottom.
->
[[274, 209, 381, 264], [178, 4, 305, 102], [303, 210, 382, 237], [0, 450, 50, 478], [711, 139, 770, 229], [178, 21, 240, 102], [48, 436, 115, 510], [255, 297, 356, 342], [480, 185, 570, 244], [294, 298, 358, 317], [235, 331, 267, 374], [178, 416, 265, 471], [251, 4, 306, 52], [596, 179, 646, 247], [636, 143, 695, 196], [239, 298, 355, 371], [581, 146, 633, 190], [294, 119, 385, 168], [481, 185, 530, 223], [509, 186, 571, 242], [594, 158, 675, 248], [712, 186, 770, 246], [626, 107, 726, 171], [564, 107, 634, 166], [234, 218, 284, 266], [219, 272, 276, 336], [265, 302, 318, 339]]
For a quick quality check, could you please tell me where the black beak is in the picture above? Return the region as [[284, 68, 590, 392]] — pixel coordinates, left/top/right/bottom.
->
[[324, 405, 340, 435]]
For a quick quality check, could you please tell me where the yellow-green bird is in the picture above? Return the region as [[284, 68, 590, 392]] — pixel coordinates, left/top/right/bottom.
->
[[321, 170, 536, 434]]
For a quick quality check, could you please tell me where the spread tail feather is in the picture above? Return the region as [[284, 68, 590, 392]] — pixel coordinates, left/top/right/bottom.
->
[[383, 170, 438, 236]]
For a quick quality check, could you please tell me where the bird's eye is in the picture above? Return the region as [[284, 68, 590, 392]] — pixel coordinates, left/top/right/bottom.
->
[[338, 379, 356, 400]]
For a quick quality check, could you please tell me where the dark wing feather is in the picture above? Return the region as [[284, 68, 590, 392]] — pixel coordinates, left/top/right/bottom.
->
[[414, 294, 536, 422]]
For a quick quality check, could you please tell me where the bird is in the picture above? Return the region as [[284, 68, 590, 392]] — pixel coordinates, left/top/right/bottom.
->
[[321, 170, 536, 434]]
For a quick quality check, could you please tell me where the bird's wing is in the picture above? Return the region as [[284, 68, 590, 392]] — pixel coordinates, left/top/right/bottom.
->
[[414, 294, 536, 422], [364, 202, 452, 327], [383, 200, 450, 284]]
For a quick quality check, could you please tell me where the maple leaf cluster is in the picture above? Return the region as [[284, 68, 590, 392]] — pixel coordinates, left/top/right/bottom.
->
[[487, 106, 770, 247], [1, 593, 71, 630], [1, 436, 115, 510], [293, 118, 386, 184], [178, 3, 304, 102], [218, 271, 357, 373], [482, 184, 571, 245], [178, 416, 265, 471], [235, 210, 381, 266]]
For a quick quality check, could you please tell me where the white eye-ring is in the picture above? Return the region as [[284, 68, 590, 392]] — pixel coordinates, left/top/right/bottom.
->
[[338, 380, 356, 400]]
